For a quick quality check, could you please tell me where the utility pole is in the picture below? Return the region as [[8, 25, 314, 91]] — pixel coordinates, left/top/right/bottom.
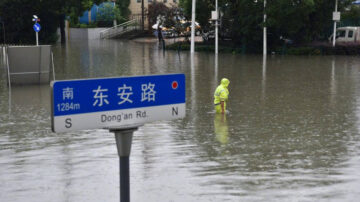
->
[[215, 0, 218, 54], [32, 15, 40, 46], [263, 0, 267, 56], [190, 0, 196, 53], [332, 0, 339, 47]]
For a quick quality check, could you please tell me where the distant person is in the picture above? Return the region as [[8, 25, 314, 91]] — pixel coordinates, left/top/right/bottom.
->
[[157, 26, 164, 44], [214, 78, 230, 114]]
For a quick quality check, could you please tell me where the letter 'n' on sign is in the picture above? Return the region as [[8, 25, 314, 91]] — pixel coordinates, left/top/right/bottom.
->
[[172, 107, 178, 116], [51, 74, 186, 132]]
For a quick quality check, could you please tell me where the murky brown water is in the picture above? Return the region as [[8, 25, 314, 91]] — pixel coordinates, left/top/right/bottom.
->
[[1, 40, 360, 202]]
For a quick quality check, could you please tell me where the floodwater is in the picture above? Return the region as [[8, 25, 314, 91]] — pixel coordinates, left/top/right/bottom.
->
[[1, 40, 360, 202]]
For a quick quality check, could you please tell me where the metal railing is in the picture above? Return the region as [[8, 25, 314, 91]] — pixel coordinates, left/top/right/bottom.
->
[[99, 19, 141, 39], [130, 14, 149, 30]]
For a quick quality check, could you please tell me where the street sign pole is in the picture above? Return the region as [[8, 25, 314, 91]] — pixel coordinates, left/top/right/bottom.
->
[[332, 0, 339, 47], [190, 0, 196, 53], [263, 0, 267, 56], [32, 15, 40, 46], [110, 126, 140, 202], [36, 32, 38, 46]]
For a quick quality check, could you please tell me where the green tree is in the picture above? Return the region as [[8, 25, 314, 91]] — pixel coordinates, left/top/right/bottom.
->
[[148, 2, 170, 28], [179, 0, 354, 52], [266, 0, 316, 46], [265, 0, 352, 46], [228, 0, 262, 49], [97, 3, 125, 27], [341, 4, 360, 26], [0, 0, 104, 44], [116, 0, 130, 20], [48, 0, 104, 43], [179, 0, 213, 28]]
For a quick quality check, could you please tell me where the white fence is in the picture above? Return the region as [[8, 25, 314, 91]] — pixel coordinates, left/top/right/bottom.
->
[[99, 20, 140, 39]]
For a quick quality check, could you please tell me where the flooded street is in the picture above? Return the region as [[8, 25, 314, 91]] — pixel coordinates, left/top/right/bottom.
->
[[1, 40, 360, 201]]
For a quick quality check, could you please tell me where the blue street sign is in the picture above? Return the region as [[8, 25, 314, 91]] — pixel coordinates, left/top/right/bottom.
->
[[51, 74, 186, 132], [33, 23, 41, 32]]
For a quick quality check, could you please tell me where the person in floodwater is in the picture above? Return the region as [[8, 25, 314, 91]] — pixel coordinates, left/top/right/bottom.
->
[[214, 78, 230, 114], [157, 26, 164, 48]]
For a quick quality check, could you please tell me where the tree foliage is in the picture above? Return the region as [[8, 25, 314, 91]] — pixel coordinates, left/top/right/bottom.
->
[[148, 2, 192, 38], [148, 2, 171, 28], [179, 0, 356, 52], [341, 5, 360, 26], [96, 3, 125, 27], [0, 0, 104, 44], [116, 0, 130, 20], [1, 0, 359, 49]]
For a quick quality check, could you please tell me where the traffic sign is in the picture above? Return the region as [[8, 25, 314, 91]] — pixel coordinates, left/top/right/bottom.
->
[[33, 23, 41, 32], [51, 74, 186, 132]]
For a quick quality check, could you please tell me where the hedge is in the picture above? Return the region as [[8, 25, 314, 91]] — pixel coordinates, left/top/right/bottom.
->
[[166, 41, 360, 55]]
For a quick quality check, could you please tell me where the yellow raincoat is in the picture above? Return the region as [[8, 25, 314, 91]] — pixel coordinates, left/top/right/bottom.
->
[[214, 78, 230, 113]]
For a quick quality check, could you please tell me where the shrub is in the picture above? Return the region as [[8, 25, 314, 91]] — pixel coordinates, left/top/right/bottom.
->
[[167, 41, 360, 55]]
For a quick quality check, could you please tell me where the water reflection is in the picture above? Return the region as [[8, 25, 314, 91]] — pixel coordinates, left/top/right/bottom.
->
[[190, 53, 196, 113], [0, 47, 6, 69], [214, 114, 229, 145], [330, 59, 337, 107], [261, 55, 267, 102], [5, 85, 50, 150]]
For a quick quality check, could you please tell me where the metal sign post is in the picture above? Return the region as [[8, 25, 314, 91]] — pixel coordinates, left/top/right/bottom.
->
[[332, 0, 339, 47], [110, 126, 140, 202], [36, 31, 38, 46], [263, 0, 267, 56], [190, 0, 196, 53], [211, 10, 219, 55], [51, 74, 186, 202], [32, 15, 41, 46]]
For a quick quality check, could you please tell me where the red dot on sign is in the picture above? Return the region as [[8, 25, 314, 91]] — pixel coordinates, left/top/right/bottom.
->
[[172, 81, 178, 89]]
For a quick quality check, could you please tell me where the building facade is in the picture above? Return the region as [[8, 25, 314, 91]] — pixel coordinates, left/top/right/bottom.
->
[[129, 0, 178, 16]]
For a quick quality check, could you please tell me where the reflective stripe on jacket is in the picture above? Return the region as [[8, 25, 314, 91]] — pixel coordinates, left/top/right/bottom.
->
[[214, 85, 229, 105]]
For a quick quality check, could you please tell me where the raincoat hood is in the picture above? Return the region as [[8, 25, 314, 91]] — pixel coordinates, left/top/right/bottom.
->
[[221, 78, 230, 88]]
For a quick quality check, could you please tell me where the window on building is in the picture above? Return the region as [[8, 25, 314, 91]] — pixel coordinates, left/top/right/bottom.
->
[[137, 0, 141, 3], [173, 0, 177, 2], [148, 0, 152, 2], [164, 0, 167, 3]]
